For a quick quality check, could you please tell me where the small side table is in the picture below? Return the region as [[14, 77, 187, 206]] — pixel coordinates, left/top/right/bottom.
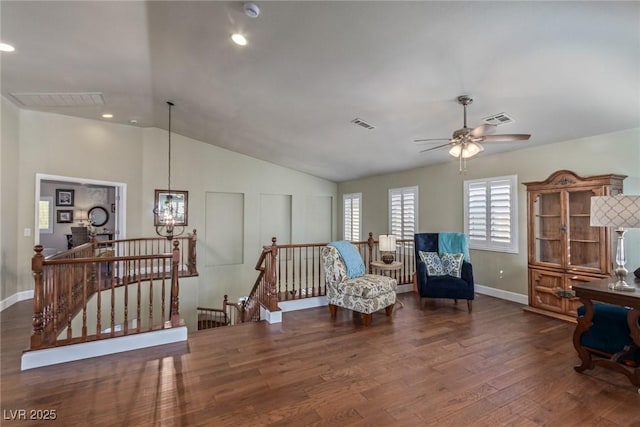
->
[[370, 260, 403, 309]]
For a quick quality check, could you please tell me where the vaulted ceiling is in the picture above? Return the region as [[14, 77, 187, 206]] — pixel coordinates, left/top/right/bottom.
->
[[2, 1, 639, 181]]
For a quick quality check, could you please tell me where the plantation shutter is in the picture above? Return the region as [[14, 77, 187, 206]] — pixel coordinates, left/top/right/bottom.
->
[[490, 179, 512, 244], [389, 187, 418, 240], [343, 193, 361, 241], [464, 176, 518, 253], [467, 182, 487, 242]]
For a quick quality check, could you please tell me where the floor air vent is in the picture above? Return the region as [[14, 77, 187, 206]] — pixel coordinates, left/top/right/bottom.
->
[[482, 112, 514, 126], [350, 117, 376, 130]]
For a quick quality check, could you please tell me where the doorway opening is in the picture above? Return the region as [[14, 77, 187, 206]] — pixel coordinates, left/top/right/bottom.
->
[[34, 173, 127, 254]]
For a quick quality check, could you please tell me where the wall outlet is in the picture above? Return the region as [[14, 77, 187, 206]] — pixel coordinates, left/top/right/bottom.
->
[[499, 269, 504, 279], [23, 228, 31, 237]]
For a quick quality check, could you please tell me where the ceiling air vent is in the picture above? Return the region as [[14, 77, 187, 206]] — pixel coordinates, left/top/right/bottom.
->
[[10, 92, 105, 107], [350, 117, 376, 130], [482, 112, 514, 126]]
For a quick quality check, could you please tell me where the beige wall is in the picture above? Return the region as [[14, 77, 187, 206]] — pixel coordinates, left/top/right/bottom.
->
[[1, 98, 20, 300], [338, 128, 640, 297], [1, 103, 337, 313]]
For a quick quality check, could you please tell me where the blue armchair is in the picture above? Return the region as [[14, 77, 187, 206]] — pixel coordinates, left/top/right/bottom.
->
[[414, 233, 474, 312]]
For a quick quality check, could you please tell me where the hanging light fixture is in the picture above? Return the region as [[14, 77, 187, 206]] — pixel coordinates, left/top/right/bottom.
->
[[154, 101, 185, 240], [449, 140, 484, 172]]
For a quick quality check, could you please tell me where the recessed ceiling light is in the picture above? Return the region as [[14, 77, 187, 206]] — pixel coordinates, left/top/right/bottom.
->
[[129, 119, 138, 125], [231, 33, 248, 46], [102, 113, 113, 119], [0, 42, 15, 52]]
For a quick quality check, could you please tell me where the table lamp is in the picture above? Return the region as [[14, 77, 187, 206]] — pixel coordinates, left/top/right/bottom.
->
[[590, 195, 640, 291], [378, 235, 397, 264]]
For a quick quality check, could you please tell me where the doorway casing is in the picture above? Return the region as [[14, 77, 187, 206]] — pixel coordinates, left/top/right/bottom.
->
[[34, 173, 127, 245]]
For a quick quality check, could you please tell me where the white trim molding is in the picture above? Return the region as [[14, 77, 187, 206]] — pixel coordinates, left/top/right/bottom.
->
[[21, 326, 187, 370], [474, 283, 528, 305], [1, 290, 34, 312]]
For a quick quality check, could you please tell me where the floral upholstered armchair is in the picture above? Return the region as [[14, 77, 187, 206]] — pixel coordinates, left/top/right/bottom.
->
[[322, 243, 396, 326]]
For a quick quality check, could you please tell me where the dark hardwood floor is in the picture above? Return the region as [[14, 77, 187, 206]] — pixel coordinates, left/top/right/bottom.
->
[[1, 293, 639, 426]]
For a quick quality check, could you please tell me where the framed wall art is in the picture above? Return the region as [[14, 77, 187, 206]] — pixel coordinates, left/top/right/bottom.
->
[[55, 189, 75, 206], [56, 210, 73, 223]]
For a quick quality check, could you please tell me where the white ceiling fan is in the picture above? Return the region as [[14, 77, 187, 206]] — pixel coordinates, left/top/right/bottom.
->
[[414, 95, 531, 170]]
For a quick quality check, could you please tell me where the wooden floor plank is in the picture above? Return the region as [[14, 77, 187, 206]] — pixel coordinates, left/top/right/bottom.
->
[[2, 293, 639, 426]]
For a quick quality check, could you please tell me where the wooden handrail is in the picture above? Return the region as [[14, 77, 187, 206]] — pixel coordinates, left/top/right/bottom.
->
[[196, 294, 247, 329], [29, 233, 197, 350], [243, 233, 415, 313]]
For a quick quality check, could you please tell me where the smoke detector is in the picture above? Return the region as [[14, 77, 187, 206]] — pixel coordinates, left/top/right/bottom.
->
[[243, 3, 260, 18]]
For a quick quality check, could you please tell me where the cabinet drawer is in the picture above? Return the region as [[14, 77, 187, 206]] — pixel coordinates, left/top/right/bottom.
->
[[530, 269, 564, 313]]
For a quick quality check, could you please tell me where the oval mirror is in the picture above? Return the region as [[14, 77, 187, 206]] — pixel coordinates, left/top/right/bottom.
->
[[88, 206, 109, 227]]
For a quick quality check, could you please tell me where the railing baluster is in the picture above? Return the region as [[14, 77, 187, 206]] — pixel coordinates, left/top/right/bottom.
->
[[82, 264, 88, 339], [137, 269, 142, 333], [67, 265, 73, 341], [161, 258, 166, 324], [171, 240, 180, 326], [149, 276, 153, 331]]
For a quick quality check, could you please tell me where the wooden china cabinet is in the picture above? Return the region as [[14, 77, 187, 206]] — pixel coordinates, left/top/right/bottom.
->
[[524, 170, 625, 321]]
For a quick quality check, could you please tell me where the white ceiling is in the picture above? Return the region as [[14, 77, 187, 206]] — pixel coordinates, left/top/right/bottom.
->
[[2, 1, 639, 182]]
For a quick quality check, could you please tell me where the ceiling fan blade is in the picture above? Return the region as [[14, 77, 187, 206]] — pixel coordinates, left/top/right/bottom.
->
[[470, 124, 496, 137], [420, 143, 451, 153], [413, 137, 450, 144], [482, 134, 531, 142]]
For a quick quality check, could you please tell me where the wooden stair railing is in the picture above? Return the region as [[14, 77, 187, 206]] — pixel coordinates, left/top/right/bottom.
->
[[197, 295, 247, 330], [29, 233, 197, 351], [241, 233, 416, 319]]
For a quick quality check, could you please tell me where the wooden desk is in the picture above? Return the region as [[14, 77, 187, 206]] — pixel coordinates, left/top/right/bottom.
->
[[572, 277, 640, 390]]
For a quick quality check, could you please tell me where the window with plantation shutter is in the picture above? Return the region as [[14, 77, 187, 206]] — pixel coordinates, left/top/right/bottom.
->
[[343, 193, 361, 241], [39, 196, 53, 234], [389, 186, 418, 240], [464, 175, 518, 253]]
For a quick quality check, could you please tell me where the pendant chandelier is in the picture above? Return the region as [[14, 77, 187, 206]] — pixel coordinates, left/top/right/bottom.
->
[[154, 101, 185, 240]]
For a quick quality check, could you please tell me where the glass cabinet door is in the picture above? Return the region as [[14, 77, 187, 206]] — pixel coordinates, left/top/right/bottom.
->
[[567, 189, 602, 270], [533, 192, 563, 265]]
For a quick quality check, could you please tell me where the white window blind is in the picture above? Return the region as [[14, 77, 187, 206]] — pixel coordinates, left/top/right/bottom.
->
[[39, 196, 54, 234], [464, 175, 518, 253], [343, 193, 361, 241], [389, 186, 418, 240]]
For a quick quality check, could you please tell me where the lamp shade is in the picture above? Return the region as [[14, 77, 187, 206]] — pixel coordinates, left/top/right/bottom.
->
[[590, 195, 640, 228], [379, 235, 397, 252], [75, 209, 88, 222]]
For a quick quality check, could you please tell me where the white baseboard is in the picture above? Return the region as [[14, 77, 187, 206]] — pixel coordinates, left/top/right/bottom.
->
[[0, 290, 34, 312], [21, 326, 188, 371], [260, 306, 283, 324], [278, 296, 327, 313], [474, 284, 528, 305], [397, 283, 413, 294]]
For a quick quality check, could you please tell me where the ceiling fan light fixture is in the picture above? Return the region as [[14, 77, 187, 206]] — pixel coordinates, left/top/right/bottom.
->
[[449, 142, 483, 159], [448, 144, 462, 158], [464, 141, 483, 158]]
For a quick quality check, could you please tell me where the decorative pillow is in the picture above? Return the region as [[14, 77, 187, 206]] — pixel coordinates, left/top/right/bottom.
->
[[419, 251, 444, 276], [441, 253, 464, 278]]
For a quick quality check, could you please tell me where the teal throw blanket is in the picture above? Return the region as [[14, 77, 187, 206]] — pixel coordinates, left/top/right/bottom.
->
[[438, 232, 470, 262], [328, 240, 365, 279]]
